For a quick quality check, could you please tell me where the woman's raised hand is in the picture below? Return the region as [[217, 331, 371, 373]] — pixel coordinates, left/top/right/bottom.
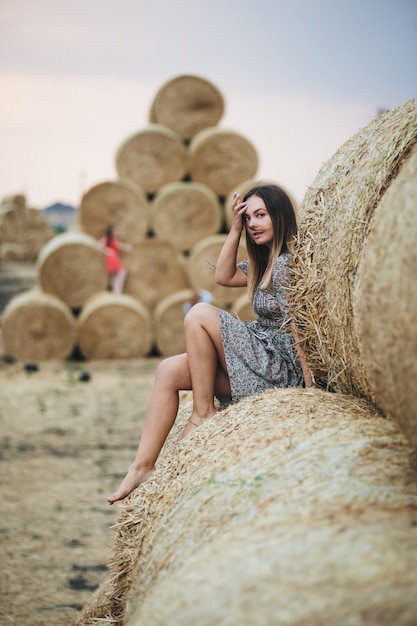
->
[[230, 193, 247, 232]]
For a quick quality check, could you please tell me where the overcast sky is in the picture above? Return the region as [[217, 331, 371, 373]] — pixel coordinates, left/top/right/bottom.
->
[[0, 0, 416, 209]]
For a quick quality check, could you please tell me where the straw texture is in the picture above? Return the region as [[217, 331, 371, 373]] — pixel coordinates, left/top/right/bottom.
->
[[356, 142, 417, 448], [150, 74, 225, 140], [289, 98, 417, 396], [189, 128, 259, 196], [123, 239, 188, 311], [1, 288, 76, 361], [75, 387, 417, 626], [79, 180, 150, 242], [115, 124, 188, 195], [152, 181, 223, 252], [77, 291, 153, 359], [37, 232, 108, 309]]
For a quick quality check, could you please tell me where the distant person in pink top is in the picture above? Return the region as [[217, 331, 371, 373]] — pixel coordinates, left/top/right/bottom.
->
[[99, 226, 132, 294]]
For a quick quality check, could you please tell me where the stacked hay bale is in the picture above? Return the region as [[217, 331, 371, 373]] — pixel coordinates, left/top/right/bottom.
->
[[289, 97, 417, 450], [76, 389, 417, 625], [1, 289, 76, 361], [0, 194, 54, 261], [1, 74, 262, 361]]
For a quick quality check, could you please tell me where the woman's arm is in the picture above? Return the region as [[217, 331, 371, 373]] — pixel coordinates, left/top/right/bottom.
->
[[215, 193, 248, 288], [119, 242, 133, 253]]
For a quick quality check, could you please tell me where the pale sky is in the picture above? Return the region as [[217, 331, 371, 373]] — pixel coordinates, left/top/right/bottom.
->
[[0, 0, 416, 209]]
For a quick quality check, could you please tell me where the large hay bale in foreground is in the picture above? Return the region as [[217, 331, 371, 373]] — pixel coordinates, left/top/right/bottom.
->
[[149, 74, 225, 140], [76, 388, 417, 626], [77, 292, 153, 359], [356, 142, 417, 448], [123, 239, 189, 311], [37, 232, 108, 309], [289, 98, 417, 397], [115, 124, 188, 195], [1, 289, 76, 361], [152, 181, 223, 252], [185, 234, 247, 308], [78, 180, 150, 242], [189, 128, 259, 196]]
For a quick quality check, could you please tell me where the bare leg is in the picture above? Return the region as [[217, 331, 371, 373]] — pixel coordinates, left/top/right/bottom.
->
[[107, 304, 231, 504], [111, 268, 126, 294], [181, 303, 230, 437], [107, 354, 192, 504]]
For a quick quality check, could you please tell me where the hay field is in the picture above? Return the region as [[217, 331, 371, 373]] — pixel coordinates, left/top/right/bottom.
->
[[0, 277, 160, 626]]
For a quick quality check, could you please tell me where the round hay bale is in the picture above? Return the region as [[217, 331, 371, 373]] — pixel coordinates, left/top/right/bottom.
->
[[123, 239, 189, 311], [154, 289, 219, 357], [77, 291, 153, 359], [37, 232, 108, 309], [289, 98, 417, 396], [185, 235, 247, 308], [115, 124, 188, 195], [152, 182, 222, 252], [77, 388, 417, 625], [189, 128, 259, 197], [355, 141, 417, 448], [79, 180, 150, 242], [0, 242, 24, 262], [150, 74, 225, 140], [1, 289, 76, 361], [231, 292, 256, 321]]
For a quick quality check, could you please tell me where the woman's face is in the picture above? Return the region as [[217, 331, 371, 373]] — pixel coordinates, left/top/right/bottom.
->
[[244, 195, 274, 248]]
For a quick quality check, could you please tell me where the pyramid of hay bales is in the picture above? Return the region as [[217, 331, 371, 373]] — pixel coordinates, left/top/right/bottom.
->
[[74, 98, 417, 626], [1, 74, 262, 362]]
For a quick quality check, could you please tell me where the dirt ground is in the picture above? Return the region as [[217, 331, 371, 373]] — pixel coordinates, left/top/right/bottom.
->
[[0, 263, 160, 625]]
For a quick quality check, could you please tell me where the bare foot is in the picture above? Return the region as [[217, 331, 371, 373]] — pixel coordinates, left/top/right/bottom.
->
[[107, 465, 154, 505]]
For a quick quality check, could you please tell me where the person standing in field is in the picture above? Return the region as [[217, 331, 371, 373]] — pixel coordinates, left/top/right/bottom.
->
[[107, 183, 312, 505], [99, 226, 132, 294]]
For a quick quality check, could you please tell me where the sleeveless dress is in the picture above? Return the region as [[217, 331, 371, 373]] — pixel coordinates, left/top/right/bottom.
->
[[218, 253, 304, 402], [104, 239, 123, 274]]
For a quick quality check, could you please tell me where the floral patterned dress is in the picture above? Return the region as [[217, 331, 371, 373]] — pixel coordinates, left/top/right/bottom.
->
[[218, 253, 303, 402]]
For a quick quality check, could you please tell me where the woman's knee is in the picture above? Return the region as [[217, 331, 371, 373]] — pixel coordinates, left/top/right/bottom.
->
[[184, 302, 217, 329], [155, 354, 189, 387]]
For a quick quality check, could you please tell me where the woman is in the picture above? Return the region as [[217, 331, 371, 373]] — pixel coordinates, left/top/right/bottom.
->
[[107, 184, 312, 505], [99, 226, 132, 294]]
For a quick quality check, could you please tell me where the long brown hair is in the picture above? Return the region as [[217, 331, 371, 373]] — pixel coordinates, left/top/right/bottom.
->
[[242, 184, 298, 298]]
